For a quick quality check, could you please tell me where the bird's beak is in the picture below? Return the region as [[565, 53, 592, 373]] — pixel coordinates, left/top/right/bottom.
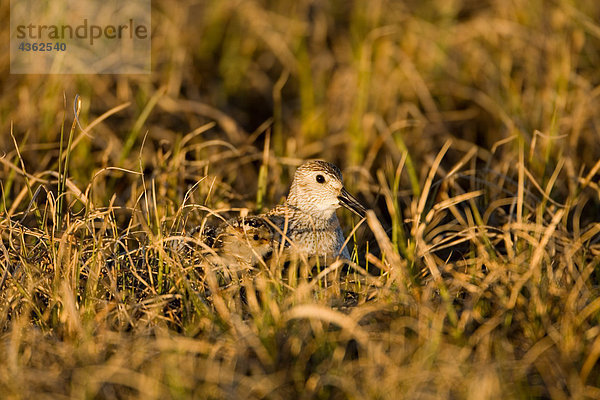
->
[[338, 187, 367, 218]]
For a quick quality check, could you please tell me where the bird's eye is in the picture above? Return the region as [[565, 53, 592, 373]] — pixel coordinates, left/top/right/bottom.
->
[[316, 174, 325, 184], [253, 234, 260, 241]]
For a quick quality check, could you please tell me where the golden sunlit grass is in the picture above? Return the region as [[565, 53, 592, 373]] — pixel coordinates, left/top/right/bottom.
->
[[2, 0, 600, 398]]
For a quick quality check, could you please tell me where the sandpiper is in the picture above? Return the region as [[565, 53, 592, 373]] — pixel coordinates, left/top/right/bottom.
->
[[266, 160, 366, 261], [196, 160, 366, 266]]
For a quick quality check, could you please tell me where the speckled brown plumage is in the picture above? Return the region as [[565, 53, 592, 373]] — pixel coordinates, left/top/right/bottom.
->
[[199, 216, 276, 269]]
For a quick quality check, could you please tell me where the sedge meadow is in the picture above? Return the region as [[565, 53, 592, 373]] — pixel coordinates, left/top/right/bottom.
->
[[2, 1, 600, 398]]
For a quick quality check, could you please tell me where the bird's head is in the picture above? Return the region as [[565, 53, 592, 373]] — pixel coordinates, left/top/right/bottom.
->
[[287, 160, 366, 220]]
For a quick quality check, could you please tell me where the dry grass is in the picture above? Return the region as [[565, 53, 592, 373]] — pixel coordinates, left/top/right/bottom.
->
[[2, 0, 600, 398]]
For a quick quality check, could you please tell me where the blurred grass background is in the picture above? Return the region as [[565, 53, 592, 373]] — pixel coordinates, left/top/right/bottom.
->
[[2, 0, 600, 398]]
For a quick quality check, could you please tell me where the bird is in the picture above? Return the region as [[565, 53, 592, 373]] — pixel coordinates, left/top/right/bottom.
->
[[194, 160, 366, 268], [266, 160, 366, 262]]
